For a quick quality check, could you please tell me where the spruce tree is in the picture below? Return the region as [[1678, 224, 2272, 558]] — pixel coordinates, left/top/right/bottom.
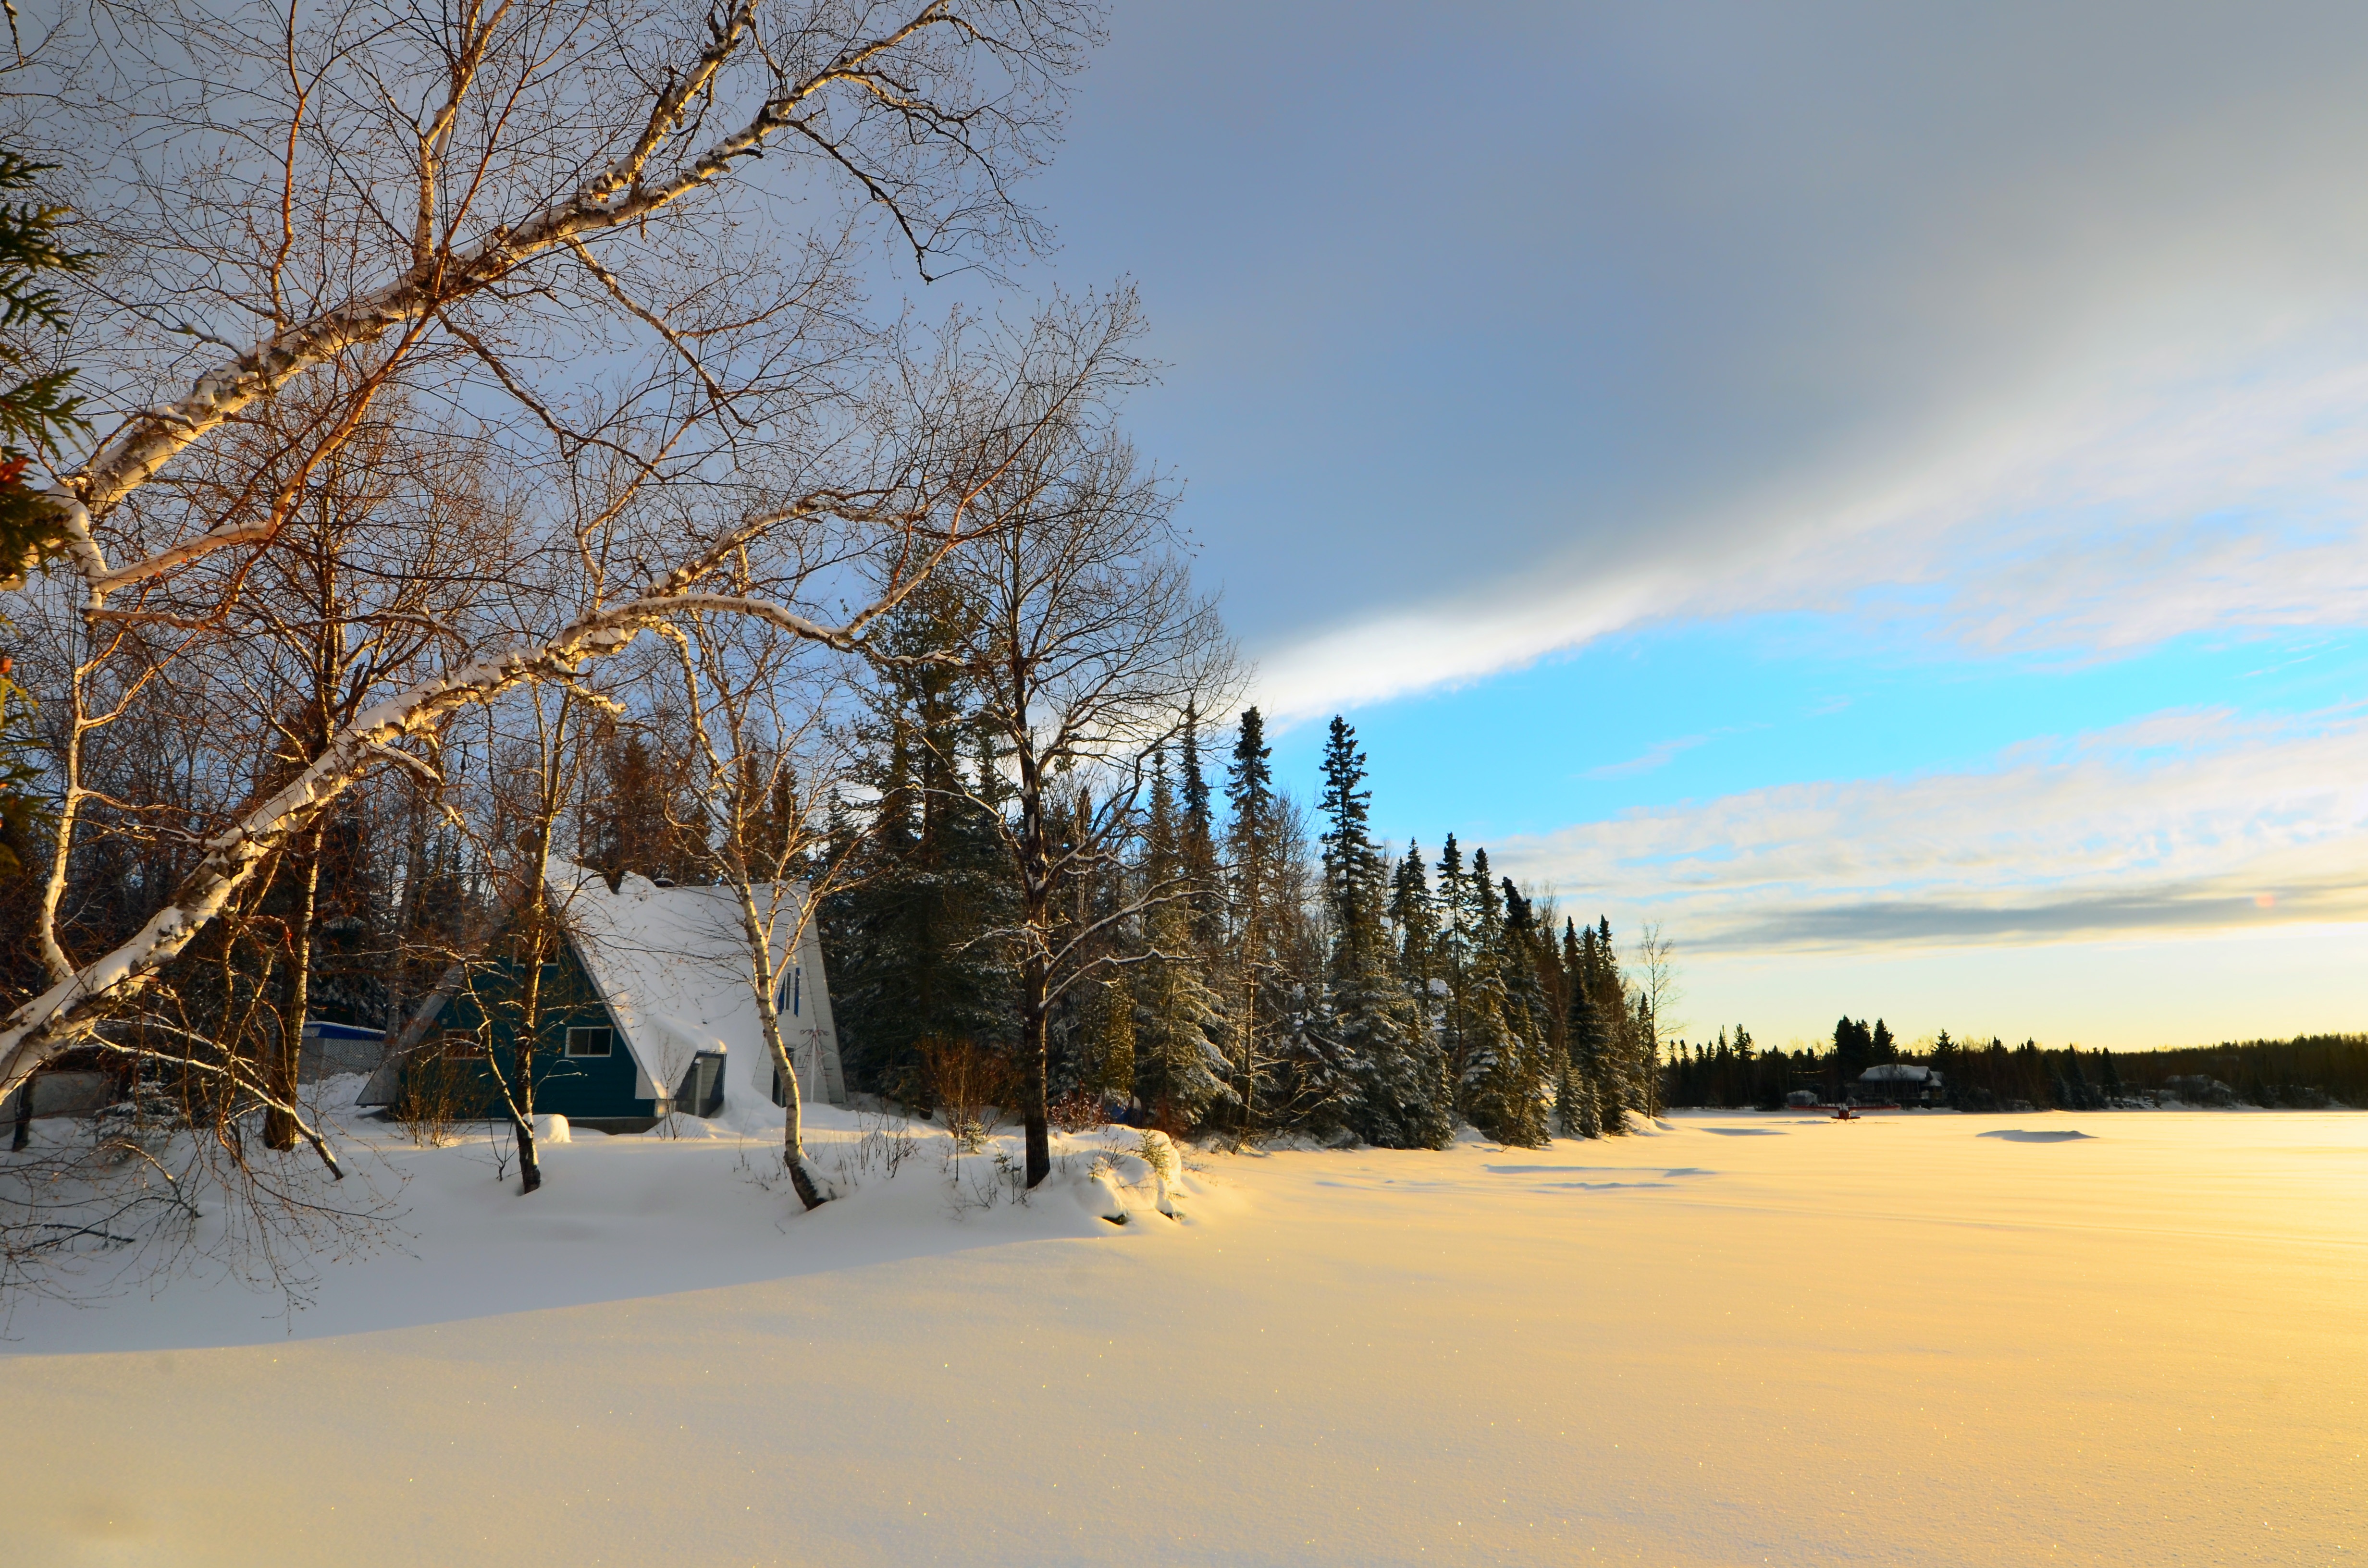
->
[[1312, 719, 1446, 1148], [1178, 699, 1221, 952], [820, 590, 1018, 1105], [1133, 752, 1228, 1125], [0, 152, 94, 589], [1433, 834, 1469, 1093], [1480, 878, 1554, 1146], [1832, 1016, 1880, 1097], [581, 734, 708, 887], [1600, 917, 1643, 1127], [1560, 919, 1606, 1138], [1085, 973, 1137, 1103], [1221, 707, 1292, 1132], [1454, 849, 1542, 1144], [1388, 839, 1437, 992]]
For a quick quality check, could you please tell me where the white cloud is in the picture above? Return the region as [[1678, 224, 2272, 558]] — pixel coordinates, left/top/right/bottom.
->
[[1491, 704, 2368, 954], [1251, 319, 2368, 724]]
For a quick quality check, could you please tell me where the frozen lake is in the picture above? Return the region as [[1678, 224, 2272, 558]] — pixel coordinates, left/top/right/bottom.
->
[[2, 1107, 2360, 1565]]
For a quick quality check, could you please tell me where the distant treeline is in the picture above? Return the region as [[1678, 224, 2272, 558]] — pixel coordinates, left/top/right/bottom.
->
[[1666, 1026, 2368, 1111]]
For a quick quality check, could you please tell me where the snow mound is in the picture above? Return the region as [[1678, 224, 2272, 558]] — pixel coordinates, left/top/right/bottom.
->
[[1978, 1128, 2096, 1142], [642, 1112, 735, 1140]]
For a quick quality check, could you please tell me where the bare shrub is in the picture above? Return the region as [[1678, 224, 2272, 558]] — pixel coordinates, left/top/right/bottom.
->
[[917, 1035, 1012, 1153], [391, 1034, 490, 1149], [1047, 1085, 1105, 1132]]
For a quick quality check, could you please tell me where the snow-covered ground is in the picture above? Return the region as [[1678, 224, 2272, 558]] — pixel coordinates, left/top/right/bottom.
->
[[1, 1105, 2361, 1566]]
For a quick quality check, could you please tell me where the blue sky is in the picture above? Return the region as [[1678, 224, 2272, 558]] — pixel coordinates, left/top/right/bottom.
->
[[909, 0, 2368, 1048]]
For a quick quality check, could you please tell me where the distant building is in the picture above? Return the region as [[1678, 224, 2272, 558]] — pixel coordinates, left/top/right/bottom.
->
[[2160, 1074, 2235, 1106], [1854, 1063, 1944, 1106], [300, 1020, 386, 1081]]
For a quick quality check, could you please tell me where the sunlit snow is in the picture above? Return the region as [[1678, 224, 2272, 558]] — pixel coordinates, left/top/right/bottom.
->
[[1, 1103, 2359, 1565]]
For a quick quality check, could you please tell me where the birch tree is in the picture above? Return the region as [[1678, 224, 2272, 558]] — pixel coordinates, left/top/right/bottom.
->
[[663, 608, 857, 1210], [932, 294, 1237, 1187], [0, 0, 1106, 1130]]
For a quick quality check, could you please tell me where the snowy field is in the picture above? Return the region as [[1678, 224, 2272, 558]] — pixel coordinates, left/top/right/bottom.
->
[[1, 1105, 2361, 1566]]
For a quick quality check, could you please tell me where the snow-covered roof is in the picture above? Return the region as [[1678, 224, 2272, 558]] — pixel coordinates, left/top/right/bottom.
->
[[548, 860, 843, 1120], [1858, 1063, 1936, 1083]]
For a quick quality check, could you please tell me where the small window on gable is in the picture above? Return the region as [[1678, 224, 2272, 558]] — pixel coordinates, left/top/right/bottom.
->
[[566, 1026, 614, 1058], [776, 966, 802, 1017]]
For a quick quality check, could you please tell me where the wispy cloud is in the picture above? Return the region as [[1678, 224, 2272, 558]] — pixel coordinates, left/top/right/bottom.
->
[[1492, 704, 2368, 954], [1582, 733, 1712, 780], [1251, 325, 2368, 724]]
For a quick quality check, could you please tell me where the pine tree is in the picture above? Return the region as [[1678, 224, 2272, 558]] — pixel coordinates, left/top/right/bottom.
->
[[1313, 718, 1446, 1148], [1480, 878, 1554, 1146], [1178, 698, 1221, 953], [1388, 839, 1437, 993], [1560, 919, 1606, 1138], [1833, 1016, 1875, 1094], [1220, 707, 1289, 1132], [1452, 850, 1541, 1144], [1433, 834, 1470, 1092], [820, 591, 1018, 1106], [1133, 753, 1227, 1125], [580, 733, 710, 887], [1598, 921, 1641, 1122], [2063, 1047, 2094, 1111], [0, 152, 94, 589], [1084, 973, 1136, 1102]]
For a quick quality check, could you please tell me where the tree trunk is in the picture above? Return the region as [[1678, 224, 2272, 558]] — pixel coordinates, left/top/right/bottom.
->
[[516, 1114, 541, 1194], [767, 992, 828, 1213], [1021, 953, 1051, 1188], [783, 1108, 828, 1211], [512, 899, 546, 1196], [265, 830, 323, 1151]]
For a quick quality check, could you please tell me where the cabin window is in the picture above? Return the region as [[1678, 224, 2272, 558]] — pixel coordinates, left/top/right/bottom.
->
[[775, 966, 802, 1017], [565, 1026, 614, 1058]]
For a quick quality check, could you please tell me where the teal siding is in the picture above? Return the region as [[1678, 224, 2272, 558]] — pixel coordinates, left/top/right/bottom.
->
[[410, 938, 661, 1122]]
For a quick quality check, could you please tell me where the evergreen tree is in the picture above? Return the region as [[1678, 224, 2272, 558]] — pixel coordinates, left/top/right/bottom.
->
[[820, 591, 1018, 1106], [1311, 718, 1447, 1148], [1433, 834, 1471, 1092], [1220, 706, 1304, 1133], [1561, 919, 1611, 1137], [1834, 1016, 1875, 1090], [1133, 753, 1228, 1125], [1387, 839, 1437, 993], [1588, 916, 1639, 1128], [1083, 973, 1136, 1102], [1178, 698, 1221, 952], [1451, 849, 1544, 1144], [1480, 878, 1554, 1146], [0, 151, 94, 588], [580, 733, 708, 887], [2062, 1047, 2094, 1111]]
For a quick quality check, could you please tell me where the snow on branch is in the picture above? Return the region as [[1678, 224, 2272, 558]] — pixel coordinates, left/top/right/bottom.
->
[[39, 0, 1028, 585], [0, 490, 922, 1103]]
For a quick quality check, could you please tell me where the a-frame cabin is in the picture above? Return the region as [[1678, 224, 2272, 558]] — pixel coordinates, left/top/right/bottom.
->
[[362, 861, 846, 1131]]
